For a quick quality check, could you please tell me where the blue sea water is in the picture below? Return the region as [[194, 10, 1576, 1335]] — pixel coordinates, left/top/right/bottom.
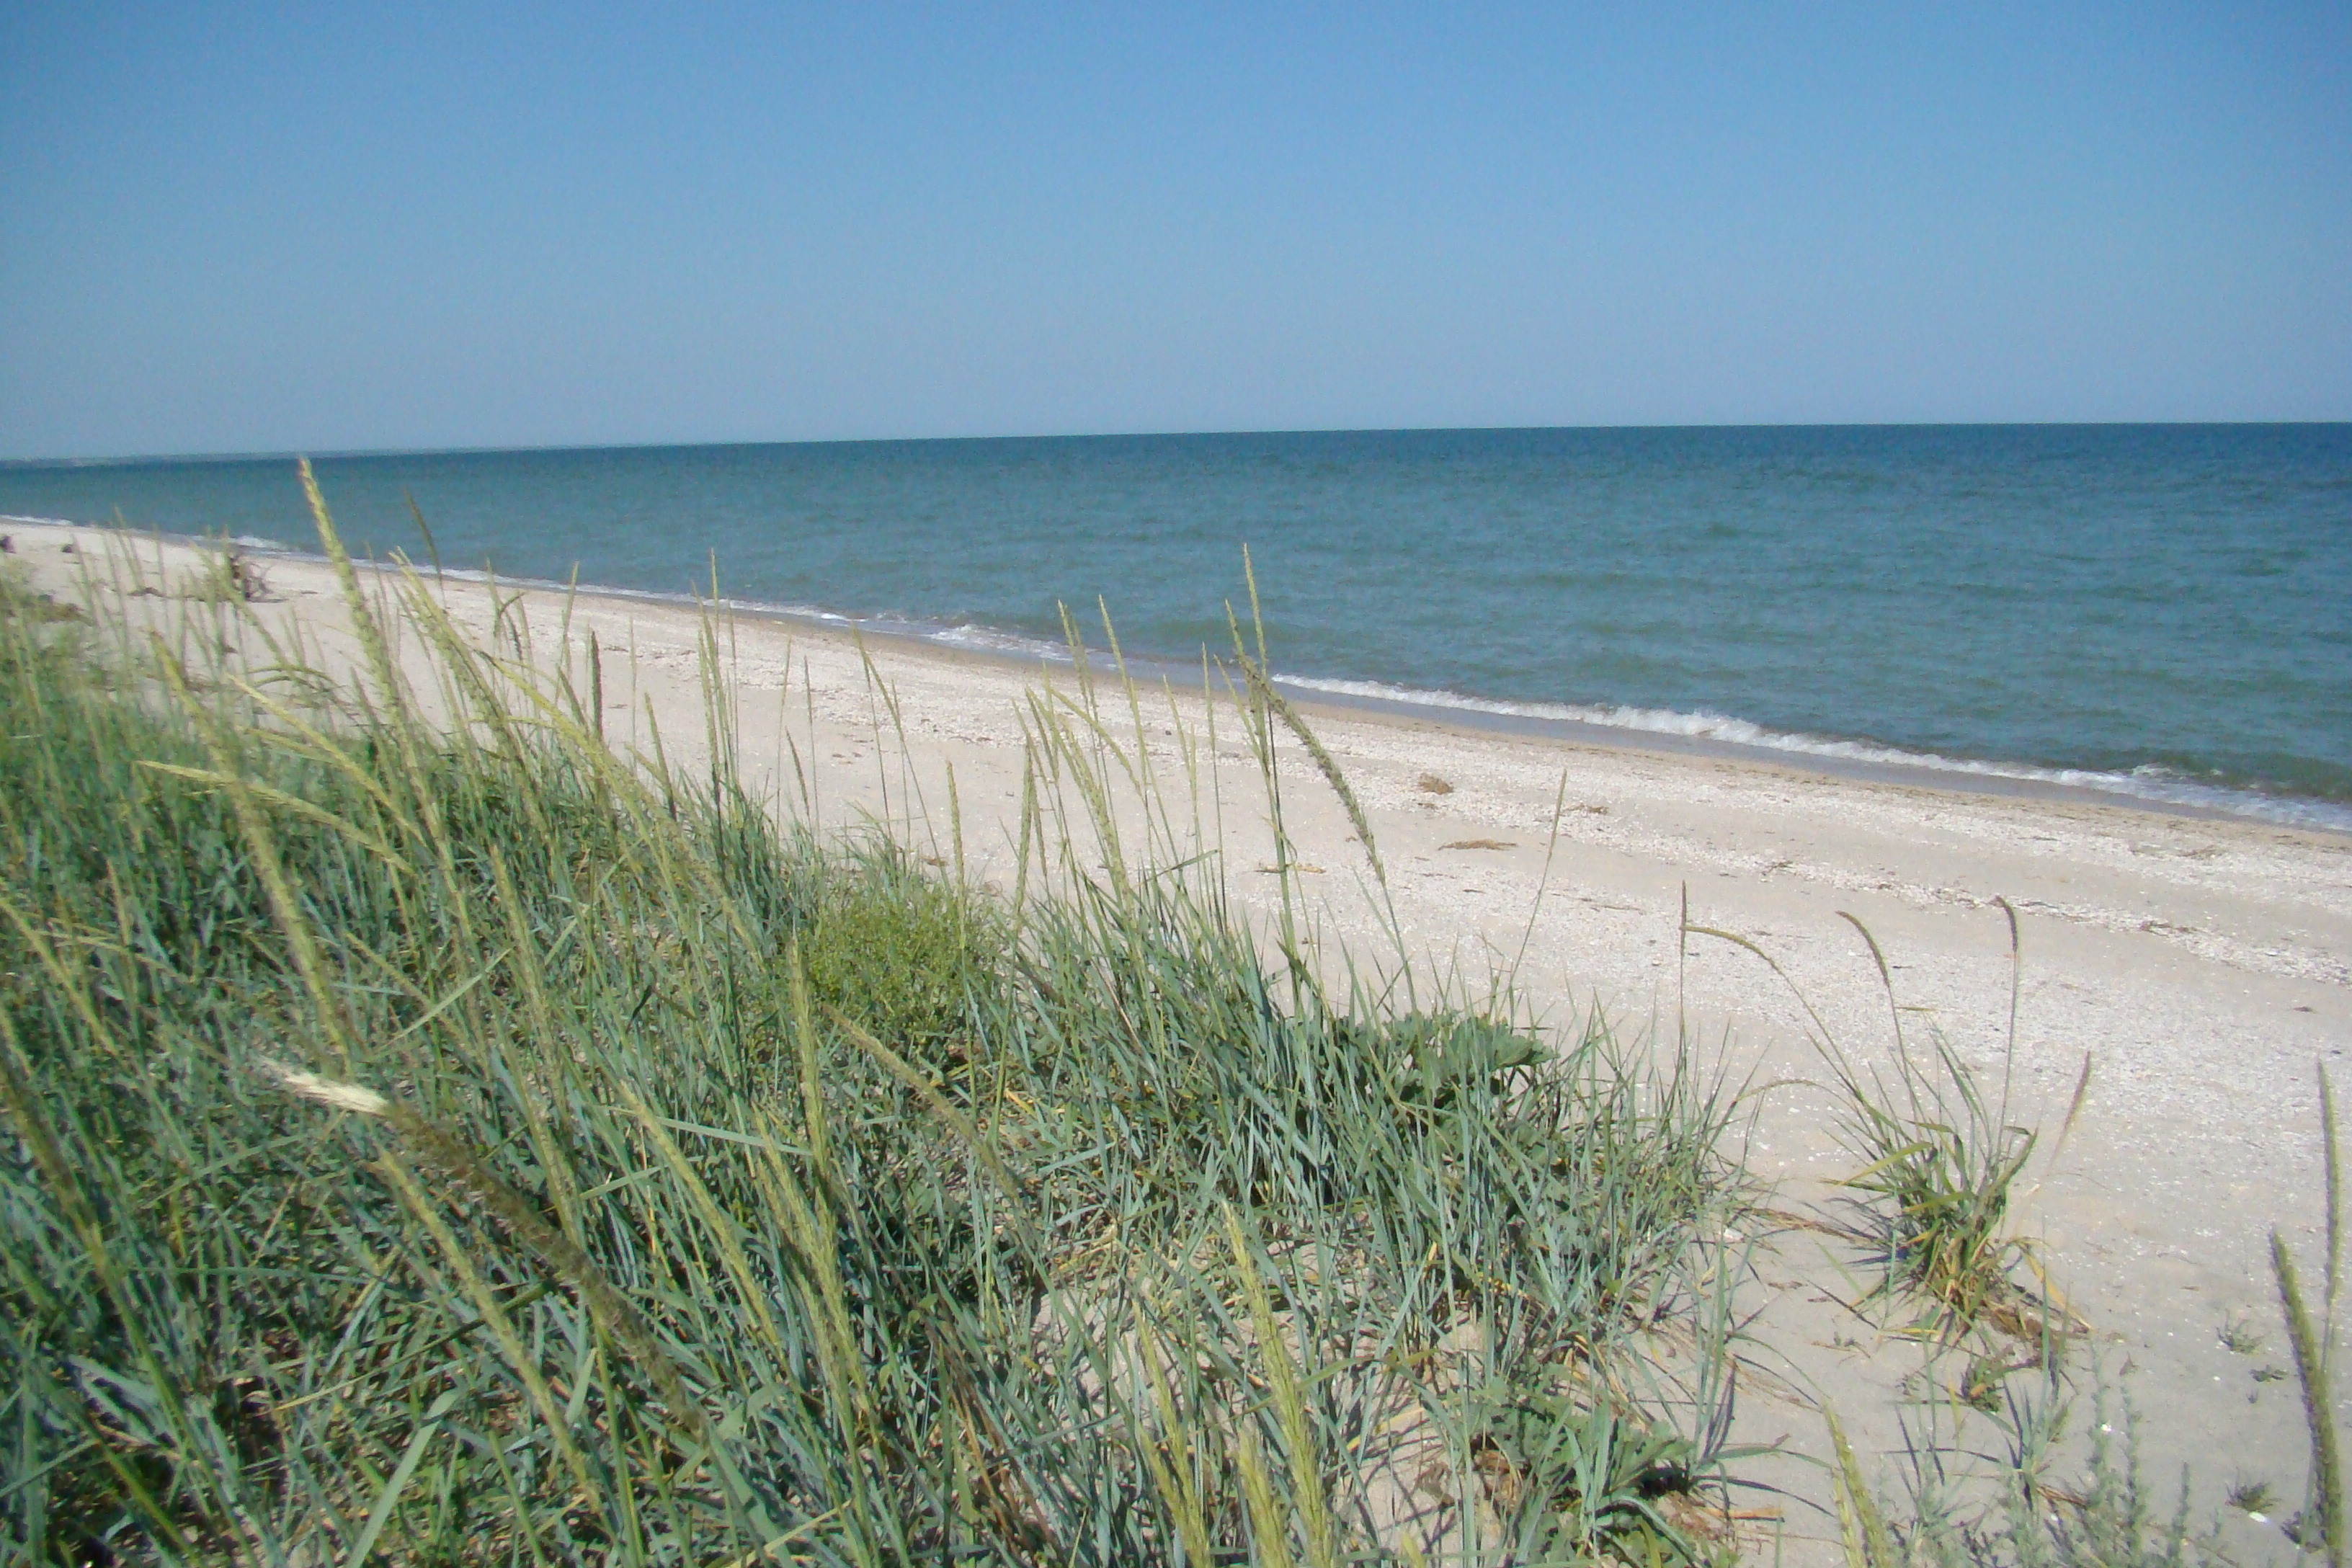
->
[[5, 425, 2349, 830]]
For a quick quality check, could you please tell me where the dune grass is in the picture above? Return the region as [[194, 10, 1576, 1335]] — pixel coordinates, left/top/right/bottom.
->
[[0, 512, 1753, 1564], [1681, 900, 2088, 1348]]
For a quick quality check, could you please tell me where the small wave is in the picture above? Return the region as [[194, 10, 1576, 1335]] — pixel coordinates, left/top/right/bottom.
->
[[925, 622, 1078, 662], [1274, 674, 2352, 834], [228, 534, 290, 552]]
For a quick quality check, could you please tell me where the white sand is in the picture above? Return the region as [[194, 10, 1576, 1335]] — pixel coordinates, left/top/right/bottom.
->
[[12, 517, 2346, 1552]]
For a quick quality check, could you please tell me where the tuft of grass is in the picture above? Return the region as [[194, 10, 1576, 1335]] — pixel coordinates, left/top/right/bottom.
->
[[0, 570, 85, 623], [1687, 900, 2085, 1339], [1829, 1058, 2352, 1568], [1822, 908, 2081, 1337], [2225, 1478, 2276, 1516]]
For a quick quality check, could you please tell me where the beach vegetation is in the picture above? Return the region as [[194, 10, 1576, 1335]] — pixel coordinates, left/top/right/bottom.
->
[[2270, 1064, 2346, 1568], [1817, 1059, 2352, 1568], [796, 842, 1005, 1059], [10, 496, 2344, 1567], [1832, 1386, 2234, 1568], [2224, 1478, 2276, 1517], [2219, 1315, 2266, 1357], [1683, 901, 2088, 1345], [0, 504, 1754, 1564]]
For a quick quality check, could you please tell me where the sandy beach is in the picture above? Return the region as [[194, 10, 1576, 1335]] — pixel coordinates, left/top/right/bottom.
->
[[12, 516, 2348, 1548]]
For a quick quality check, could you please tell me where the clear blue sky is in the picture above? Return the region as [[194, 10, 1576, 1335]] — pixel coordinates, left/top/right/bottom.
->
[[3, 4, 2347, 458]]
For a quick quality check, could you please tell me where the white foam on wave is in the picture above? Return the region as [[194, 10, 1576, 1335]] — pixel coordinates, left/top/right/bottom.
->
[[1275, 674, 2352, 834], [925, 622, 1077, 661]]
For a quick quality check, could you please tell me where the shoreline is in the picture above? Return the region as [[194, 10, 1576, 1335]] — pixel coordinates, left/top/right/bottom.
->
[[13, 512, 2342, 839]]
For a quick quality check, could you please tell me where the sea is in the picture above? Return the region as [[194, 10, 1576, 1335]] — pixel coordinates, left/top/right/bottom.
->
[[4, 424, 2348, 832]]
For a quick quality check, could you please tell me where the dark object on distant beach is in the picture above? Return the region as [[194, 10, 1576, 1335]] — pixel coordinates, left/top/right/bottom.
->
[[1417, 772, 1454, 794], [1443, 838, 1516, 851], [58, 540, 74, 553], [1, 535, 13, 553]]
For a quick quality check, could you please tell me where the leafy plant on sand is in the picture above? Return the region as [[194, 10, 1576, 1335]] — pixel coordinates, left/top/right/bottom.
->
[[797, 842, 1006, 1059], [0, 489, 1751, 1565]]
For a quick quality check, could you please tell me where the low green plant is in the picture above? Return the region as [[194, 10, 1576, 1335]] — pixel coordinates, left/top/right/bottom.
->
[[1469, 1381, 1716, 1563], [798, 843, 1004, 1057]]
